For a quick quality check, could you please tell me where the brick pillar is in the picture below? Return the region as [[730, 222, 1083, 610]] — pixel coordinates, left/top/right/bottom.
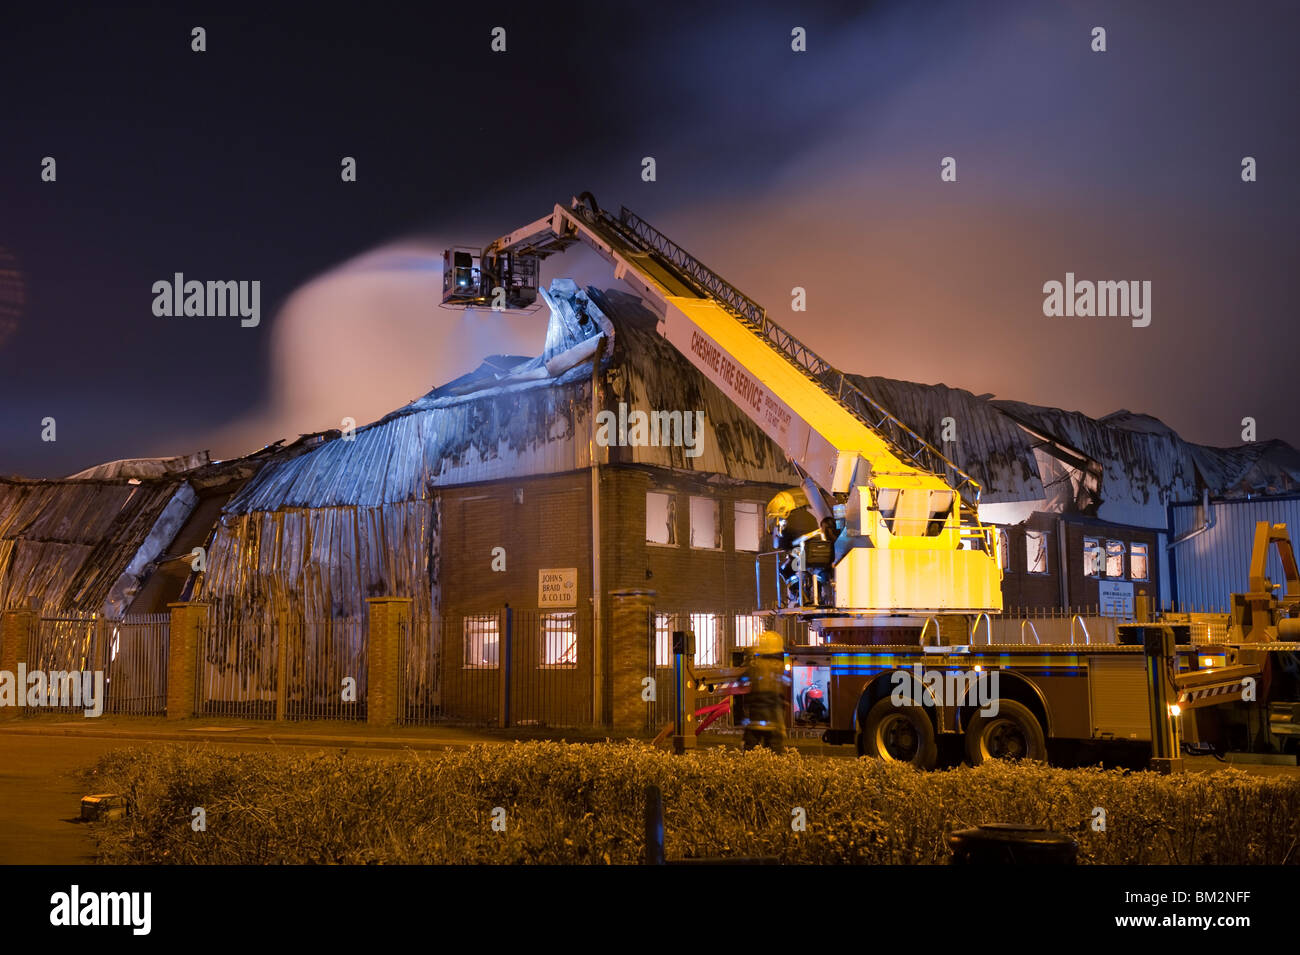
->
[[609, 590, 655, 732], [367, 597, 412, 726], [0, 609, 37, 718], [166, 602, 208, 720]]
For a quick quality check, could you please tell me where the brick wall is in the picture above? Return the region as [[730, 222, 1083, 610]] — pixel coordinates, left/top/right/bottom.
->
[[436, 466, 792, 724]]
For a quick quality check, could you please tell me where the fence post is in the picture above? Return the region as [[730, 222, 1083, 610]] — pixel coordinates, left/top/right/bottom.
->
[[644, 784, 666, 865], [366, 597, 412, 726], [166, 602, 207, 720], [0, 608, 37, 718], [610, 590, 656, 732], [497, 606, 513, 729]]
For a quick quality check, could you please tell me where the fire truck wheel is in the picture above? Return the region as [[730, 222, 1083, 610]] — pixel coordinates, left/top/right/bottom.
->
[[964, 700, 1047, 765], [860, 697, 938, 769]]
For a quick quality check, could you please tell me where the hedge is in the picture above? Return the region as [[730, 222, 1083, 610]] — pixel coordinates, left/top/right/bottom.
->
[[84, 742, 1300, 864]]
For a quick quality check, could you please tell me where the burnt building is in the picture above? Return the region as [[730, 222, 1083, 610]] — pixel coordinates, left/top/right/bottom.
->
[[4, 279, 1299, 725]]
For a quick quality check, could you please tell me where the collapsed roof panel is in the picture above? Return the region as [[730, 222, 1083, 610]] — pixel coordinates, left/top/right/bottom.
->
[[0, 478, 191, 616], [847, 376, 1045, 504]]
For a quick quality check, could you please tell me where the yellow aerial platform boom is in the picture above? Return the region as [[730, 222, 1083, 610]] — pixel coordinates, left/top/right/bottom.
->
[[442, 194, 1003, 618]]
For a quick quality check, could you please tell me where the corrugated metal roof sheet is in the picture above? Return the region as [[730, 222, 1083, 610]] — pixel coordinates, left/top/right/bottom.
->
[[994, 400, 1300, 513], [848, 377, 1044, 504], [0, 478, 186, 614], [67, 451, 211, 481], [224, 282, 803, 515], [993, 399, 1201, 514]]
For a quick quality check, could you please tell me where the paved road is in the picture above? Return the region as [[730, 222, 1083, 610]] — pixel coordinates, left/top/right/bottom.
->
[[0, 734, 392, 865]]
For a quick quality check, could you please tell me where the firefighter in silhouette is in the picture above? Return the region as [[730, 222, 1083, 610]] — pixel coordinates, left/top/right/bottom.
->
[[739, 630, 791, 752]]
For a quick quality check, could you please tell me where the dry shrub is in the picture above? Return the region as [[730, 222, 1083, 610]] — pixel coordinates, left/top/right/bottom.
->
[[83, 743, 1300, 865]]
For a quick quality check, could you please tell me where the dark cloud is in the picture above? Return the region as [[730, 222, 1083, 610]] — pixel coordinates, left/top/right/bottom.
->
[[0, 0, 1295, 475]]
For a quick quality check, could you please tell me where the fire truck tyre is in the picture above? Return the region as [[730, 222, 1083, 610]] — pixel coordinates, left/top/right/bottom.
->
[[964, 700, 1047, 765], [860, 697, 938, 769]]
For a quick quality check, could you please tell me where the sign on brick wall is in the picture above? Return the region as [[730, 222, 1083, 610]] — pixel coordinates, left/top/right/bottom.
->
[[1098, 580, 1134, 618], [539, 568, 578, 608]]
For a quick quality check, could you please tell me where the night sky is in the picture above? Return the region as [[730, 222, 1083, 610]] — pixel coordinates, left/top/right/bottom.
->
[[2, 1, 1296, 478]]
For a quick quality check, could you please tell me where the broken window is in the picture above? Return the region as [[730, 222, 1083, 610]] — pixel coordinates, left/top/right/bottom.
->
[[463, 614, 499, 669], [735, 613, 765, 648], [690, 612, 721, 665], [1025, 530, 1049, 574], [734, 501, 763, 553], [997, 528, 1011, 571], [540, 612, 578, 668], [646, 491, 677, 546], [1105, 540, 1126, 578], [1083, 537, 1103, 578], [654, 614, 673, 667], [1130, 542, 1149, 581], [689, 496, 721, 550]]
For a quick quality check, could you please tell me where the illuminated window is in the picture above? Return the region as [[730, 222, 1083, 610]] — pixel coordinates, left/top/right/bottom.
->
[[1025, 530, 1049, 574], [1083, 537, 1103, 578], [1130, 542, 1149, 581], [1105, 540, 1126, 578], [540, 612, 578, 668], [734, 502, 763, 552], [735, 614, 765, 648], [463, 615, 499, 669], [646, 491, 677, 546], [654, 613, 722, 665], [689, 496, 721, 549], [997, 528, 1010, 571], [691, 613, 721, 665], [654, 614, 673, 667]]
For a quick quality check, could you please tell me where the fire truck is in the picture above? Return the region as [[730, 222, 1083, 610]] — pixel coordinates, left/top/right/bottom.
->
[[442, 193, 1300, 770]]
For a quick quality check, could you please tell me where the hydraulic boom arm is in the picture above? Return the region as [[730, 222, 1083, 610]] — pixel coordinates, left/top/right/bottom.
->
[[444, 194, 1003, 617]]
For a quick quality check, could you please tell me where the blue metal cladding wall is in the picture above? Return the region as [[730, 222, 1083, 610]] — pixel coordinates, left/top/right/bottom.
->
[[1170, 497, 1300, 611]]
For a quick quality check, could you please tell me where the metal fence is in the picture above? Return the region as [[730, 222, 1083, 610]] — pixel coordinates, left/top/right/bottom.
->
[[104, 613, 169, 715], [197, 611, 366, 720], [644, 611, 813, 736], [198, 610, 278, 719], [29, 613, 169, 715], [401, 609, 593, 728], [30, 615, 101, 715]]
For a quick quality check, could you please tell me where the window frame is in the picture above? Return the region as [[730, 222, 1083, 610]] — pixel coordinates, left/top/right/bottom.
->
[[688, 495, 722, 550], [1129, 542, 1149, 581], [1083, 536, 1103, 579], [1024, 529, 1050, 575], [462, 614, 500, 670], [645, 490, 678, 547], [1104, 539, 1126, 579], [538, 612, 579, 669], [734, 501, 764, 553]]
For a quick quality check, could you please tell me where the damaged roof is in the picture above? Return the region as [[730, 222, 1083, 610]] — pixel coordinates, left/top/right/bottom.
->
[[224, 281, 799, 514], [0, 477, 190, 616], [993, 400, 1300, 508], [222, 280, 1300, 518], [848, 376, 1045, 505]]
